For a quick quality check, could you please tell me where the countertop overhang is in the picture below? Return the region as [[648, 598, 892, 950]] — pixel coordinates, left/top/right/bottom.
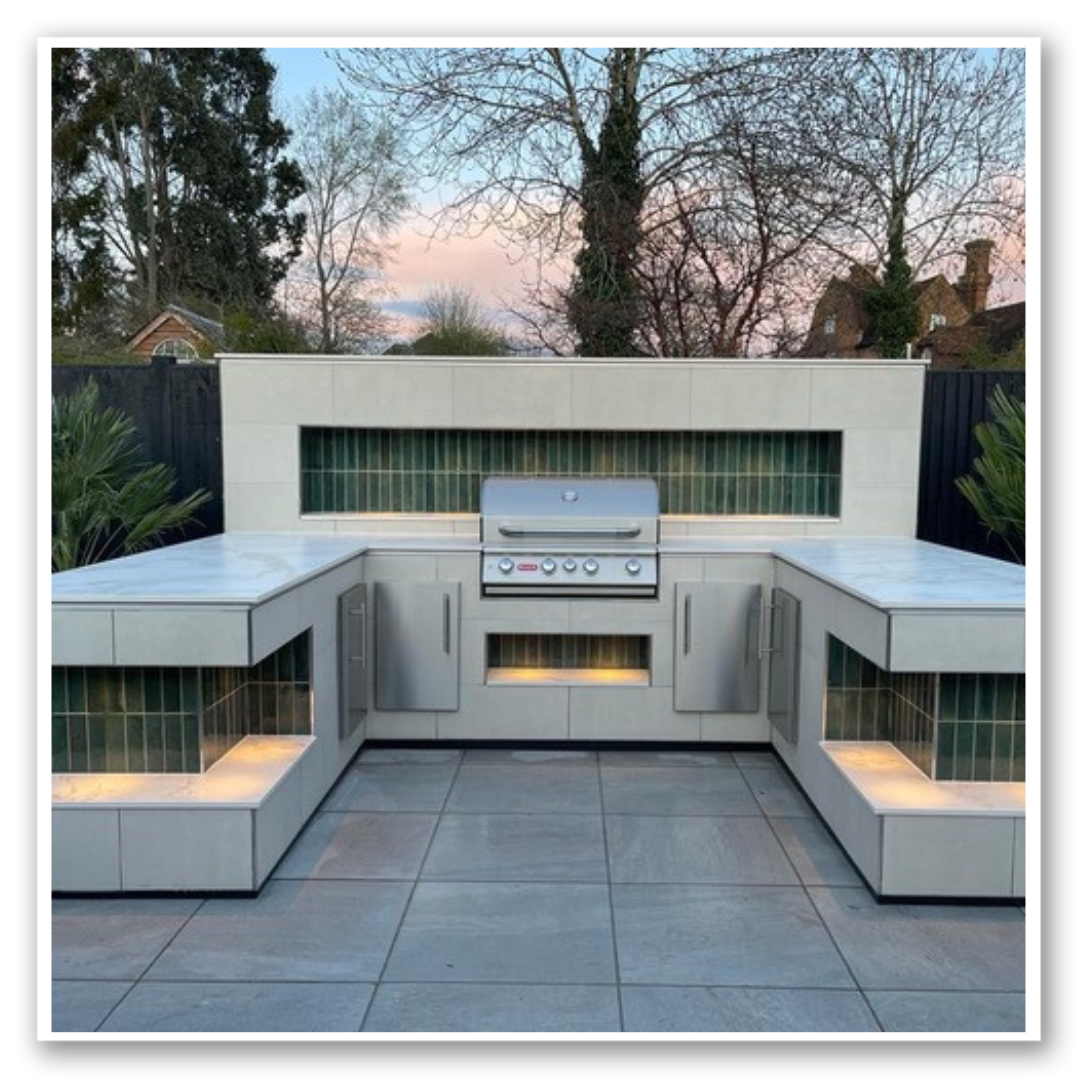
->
[[51, 532, 1024, 612]]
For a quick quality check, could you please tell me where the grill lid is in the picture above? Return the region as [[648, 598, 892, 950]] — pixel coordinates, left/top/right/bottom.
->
[[480, 477, 659, 546]]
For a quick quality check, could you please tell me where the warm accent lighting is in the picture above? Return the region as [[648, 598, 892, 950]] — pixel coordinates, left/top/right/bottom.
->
[[486, 667, 650, 687]]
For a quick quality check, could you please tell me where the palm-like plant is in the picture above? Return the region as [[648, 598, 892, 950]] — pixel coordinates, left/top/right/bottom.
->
[[956, 384, 1025, 563], [52, 379, 211, 571]]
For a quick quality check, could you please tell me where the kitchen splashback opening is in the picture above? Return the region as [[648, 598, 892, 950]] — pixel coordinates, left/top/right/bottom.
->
[[300, 428, 842, 517], [823, 635, 1024, 782], [52, 631, 313, 775], [486, 633, 651, 687]]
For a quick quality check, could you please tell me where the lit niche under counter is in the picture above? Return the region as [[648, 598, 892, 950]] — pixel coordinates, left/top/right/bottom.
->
[[485, 634, 651, 688]]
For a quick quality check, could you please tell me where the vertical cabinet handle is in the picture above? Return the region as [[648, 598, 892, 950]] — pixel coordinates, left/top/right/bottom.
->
[[683, 594, 692, 654], [443, 592, 452, 654]]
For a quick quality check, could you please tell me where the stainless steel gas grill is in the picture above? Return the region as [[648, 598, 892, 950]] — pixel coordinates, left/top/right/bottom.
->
[[480, 477, 660, 597]]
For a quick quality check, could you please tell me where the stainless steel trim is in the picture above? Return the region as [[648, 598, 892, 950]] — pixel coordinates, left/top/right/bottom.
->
[[497, 525, 643, 539], [482, 583, 657, 598]]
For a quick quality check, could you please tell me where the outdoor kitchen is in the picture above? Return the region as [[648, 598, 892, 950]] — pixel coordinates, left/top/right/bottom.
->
[[50, 353, 1026, 901]]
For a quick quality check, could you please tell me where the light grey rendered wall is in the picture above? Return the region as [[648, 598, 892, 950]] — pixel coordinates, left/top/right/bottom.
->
[[219, 356, 927, 538]]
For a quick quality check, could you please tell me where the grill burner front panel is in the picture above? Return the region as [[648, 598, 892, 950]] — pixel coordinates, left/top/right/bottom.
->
[[480, 477, 659, 598]]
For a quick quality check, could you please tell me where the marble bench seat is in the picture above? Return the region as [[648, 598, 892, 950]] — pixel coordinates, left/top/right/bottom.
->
[[52, 736, 315, 893], [818, 741, 1025, 899]]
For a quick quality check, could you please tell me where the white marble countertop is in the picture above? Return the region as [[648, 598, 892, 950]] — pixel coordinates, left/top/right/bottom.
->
[[51, 531, 1024, 613], [772, 537, 1024, 611], [50, 533, 369, 606]]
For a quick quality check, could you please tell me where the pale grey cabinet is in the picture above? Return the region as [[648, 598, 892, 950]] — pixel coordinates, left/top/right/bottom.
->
[[766, 587, 801, 743], [374, 580, 460, 711], [674, 582, 762, 713], [338, 584, 368, 739]]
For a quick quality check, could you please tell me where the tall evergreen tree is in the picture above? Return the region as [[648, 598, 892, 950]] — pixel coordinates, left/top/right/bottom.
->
[[865, 232, 920, 358], [51, 47, 305, 334], [567, 50, 645, 356]]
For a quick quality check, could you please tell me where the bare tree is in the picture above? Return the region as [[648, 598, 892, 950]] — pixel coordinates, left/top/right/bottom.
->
[[283, 87, 410, 352], [409, 283, 508, 356], [335, 46, 1026, 357], [335, 46, 788, 356], [797, 47, 1026, 284]]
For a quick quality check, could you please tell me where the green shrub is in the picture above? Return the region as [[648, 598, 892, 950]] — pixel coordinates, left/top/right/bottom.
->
[[52, 379, 211, 570], [956, 384, 1025, 562]]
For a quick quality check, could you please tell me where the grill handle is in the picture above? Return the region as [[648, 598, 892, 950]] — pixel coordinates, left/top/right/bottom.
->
[[496, 525, 643, 539]]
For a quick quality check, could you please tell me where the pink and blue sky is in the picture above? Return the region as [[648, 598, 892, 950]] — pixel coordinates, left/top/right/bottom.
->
[[267, 46, 535, 340]]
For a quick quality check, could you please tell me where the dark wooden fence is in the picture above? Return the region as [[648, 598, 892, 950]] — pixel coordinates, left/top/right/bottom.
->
[[917, 369, 1026, 563], [50, 361, 1025, 564], [51, 359, 224, 542]]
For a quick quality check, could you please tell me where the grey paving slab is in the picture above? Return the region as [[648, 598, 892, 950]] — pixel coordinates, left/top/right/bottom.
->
[[601, 764, 759, 816], [383, 881, 616, 984], [320, 762, 458, 812], [606, 815, 800, 885], [422, 813, 608, 882], [865, 990, 1027, 1033], [52, 897, 201, 980], [463, 748, 597, 766], [808, 886, 1026, 992], [768, 816, 863, 887], [51, 981, 133, 1033], [740, 763, 816, 817], [599, 749, 736, 768], [612, 884, 855, 988], [357, 748, 463, 764], [97, 984, 373, 1032], [363, 982, 621, 1033], [272, 811, 438, 880], [731, 751, 777, 769], [621, 986, 882, 1033], [445, 763, 602, 814], [98, 980, 375, 1033], [144, 879, 412, 983]]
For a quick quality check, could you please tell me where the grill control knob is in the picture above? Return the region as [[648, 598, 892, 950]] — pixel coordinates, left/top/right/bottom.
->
[[583, 558, 600, 575], [541, 558, 558, 575], [625, 558, 643, 576], [563, 558, 578, 573], [498, 557, 515, 574]]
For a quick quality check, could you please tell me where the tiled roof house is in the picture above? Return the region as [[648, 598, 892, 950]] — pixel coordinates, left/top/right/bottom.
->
[[126, 304, 226, 362], [799, 239, 1009, 364]]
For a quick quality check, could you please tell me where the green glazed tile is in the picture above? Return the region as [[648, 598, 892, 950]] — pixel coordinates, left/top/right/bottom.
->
[[52, 715, 70, 772], [957, 674, 977, 719]]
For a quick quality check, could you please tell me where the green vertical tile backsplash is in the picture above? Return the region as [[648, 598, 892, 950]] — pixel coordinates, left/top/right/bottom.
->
[[299, 428, 843, 516], [53, 632, 312, 776], [824, 636, 1025, 782]]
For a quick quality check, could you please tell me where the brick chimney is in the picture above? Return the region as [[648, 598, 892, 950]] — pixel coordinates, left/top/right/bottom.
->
[[847, 263, 879, 290], [957, 239, 994, 313]]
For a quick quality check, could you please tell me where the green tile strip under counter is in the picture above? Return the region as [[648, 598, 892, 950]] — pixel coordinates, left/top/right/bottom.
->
[[824, 636, 1025, 782], [300, 428, 842, 516], [52, 632, 312, 775]]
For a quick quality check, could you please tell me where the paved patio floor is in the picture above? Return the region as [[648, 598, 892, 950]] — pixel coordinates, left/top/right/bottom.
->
[[50, 747, 1027, 1036]]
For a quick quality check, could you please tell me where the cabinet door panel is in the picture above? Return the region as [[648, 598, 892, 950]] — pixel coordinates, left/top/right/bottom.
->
[[674, 582, 761, 713], [339, 584, 367, 739], [375, 581, 460, 711], [767, 587, 800, 743]]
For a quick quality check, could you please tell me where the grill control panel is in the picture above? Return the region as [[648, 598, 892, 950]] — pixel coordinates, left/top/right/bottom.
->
[[481, 552, 658, 596]]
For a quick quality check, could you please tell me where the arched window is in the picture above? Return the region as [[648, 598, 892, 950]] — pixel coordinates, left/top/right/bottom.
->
[[152, 339, 199, 361]]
